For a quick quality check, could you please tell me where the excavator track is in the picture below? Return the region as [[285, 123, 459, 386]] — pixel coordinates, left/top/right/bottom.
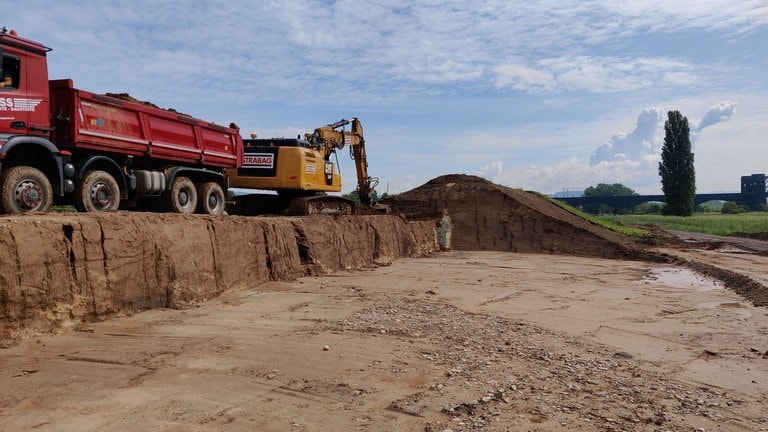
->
[[288, 196, 356, 216]]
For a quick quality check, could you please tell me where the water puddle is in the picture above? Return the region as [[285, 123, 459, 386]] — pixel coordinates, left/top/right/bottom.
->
[[642, 267, 725, 292], [713, 246, 753, 254]]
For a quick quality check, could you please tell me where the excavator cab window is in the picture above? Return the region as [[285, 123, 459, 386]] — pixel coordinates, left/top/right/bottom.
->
[[1, 53, 20, 90]]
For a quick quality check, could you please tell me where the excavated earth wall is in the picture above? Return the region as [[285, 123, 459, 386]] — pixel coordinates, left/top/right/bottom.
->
[[385, 174, 649, 260], [0, 213, 437, 346]]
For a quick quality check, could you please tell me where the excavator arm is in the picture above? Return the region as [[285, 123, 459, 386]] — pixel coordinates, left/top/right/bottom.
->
[[348, 118, 377, 207], [306, 118, 379, 207]]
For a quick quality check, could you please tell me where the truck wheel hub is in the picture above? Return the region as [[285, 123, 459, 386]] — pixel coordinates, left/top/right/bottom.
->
[[16, 181, 42, 209], [91, 184, 112, 207]]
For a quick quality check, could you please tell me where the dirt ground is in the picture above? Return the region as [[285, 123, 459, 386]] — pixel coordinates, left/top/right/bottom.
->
[[1, 174, 767, 431], [2, 233, 767, 431]]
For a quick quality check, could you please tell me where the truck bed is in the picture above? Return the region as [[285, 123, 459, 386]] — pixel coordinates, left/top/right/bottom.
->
[[49, 79, 241, 169]]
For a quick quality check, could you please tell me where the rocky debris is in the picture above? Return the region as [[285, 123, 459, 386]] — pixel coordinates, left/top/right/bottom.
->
[[324, 298, 766, 431]]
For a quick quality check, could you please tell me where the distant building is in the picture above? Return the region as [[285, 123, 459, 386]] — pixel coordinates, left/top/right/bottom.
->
[[741, 174, 768, 210]]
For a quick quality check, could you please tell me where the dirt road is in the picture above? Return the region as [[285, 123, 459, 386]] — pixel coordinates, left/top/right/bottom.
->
[[2, 237, 768, 431]]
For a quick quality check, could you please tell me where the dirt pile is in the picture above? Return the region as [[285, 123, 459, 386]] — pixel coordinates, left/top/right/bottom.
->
[[0, 213, 437, 346], [105, 92, 191, 117], [385, 174, 648, 259]]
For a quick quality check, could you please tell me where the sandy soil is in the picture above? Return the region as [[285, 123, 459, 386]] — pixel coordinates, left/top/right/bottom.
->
[[2, 235, 767, 431]]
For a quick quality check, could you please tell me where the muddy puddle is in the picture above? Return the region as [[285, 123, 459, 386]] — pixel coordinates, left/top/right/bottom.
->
[[643, 267, 725, 292]]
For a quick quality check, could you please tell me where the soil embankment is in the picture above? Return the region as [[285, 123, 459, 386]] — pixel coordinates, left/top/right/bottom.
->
[[384, 174, 649, 259], [0, 213, 436, 346]]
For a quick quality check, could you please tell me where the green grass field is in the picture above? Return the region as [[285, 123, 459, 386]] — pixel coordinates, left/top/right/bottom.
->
[[595, 213, 768, 236], [542, 194, 649, 237], [542, 193, 768, 236]]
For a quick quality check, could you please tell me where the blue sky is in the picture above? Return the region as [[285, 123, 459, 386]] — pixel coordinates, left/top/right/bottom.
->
[[6, 1, 767, 195]]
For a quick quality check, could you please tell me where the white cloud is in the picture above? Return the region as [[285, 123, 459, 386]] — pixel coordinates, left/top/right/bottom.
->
[[478, 157, 661, 195], [492, 64, 555, 91], [591, 108, 664, 165], [9, 1, 762, 102], [693, 101, 737, 132], [494, 57, 699, 94], [599, 0, 768, 35]]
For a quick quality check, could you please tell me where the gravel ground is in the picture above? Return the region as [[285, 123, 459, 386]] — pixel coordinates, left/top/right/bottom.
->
[[2, 238, 767, 431]]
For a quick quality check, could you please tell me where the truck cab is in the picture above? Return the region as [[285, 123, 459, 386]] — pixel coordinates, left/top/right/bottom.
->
[[0, 27, 71, 213], [0, 28, 52, 138]]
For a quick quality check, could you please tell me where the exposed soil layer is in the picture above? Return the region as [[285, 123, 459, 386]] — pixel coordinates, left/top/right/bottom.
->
[[0, 213, 436, 346], [384, 174, 656, 260]]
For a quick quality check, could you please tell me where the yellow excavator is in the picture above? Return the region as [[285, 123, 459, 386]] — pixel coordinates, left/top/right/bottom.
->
[[225, 118, 382, 215]]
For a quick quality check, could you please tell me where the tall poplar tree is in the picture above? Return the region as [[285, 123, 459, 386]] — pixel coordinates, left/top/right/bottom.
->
[[658, 111, 696, 216]]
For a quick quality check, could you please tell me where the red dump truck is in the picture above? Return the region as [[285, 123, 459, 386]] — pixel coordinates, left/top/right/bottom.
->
[[0, 26, 242, 215]]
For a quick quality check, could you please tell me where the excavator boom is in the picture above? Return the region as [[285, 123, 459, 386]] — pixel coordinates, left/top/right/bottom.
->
[[306, 118, 378, 206]]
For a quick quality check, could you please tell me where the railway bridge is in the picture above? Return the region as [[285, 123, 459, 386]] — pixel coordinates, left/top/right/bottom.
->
[[557, 173, 767, 212]]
